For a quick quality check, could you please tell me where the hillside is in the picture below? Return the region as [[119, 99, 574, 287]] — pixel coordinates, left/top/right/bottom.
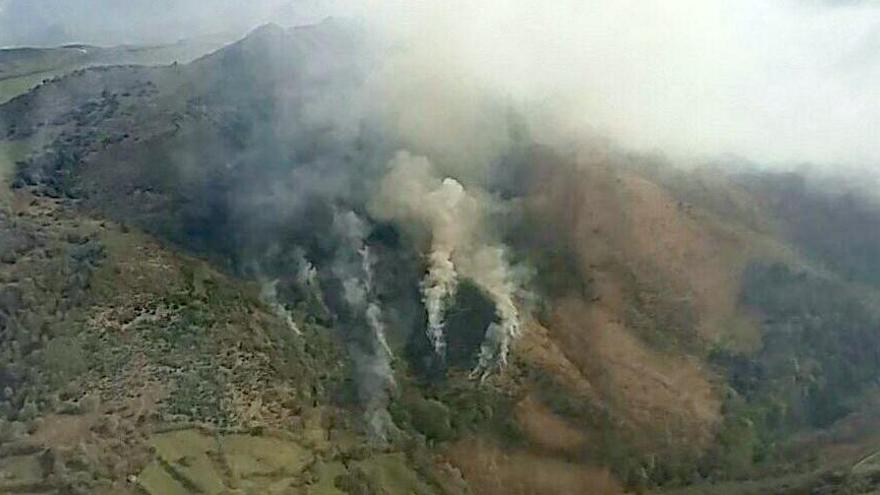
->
[[1, 21, 880, 495], [0, 35, 231, 104]]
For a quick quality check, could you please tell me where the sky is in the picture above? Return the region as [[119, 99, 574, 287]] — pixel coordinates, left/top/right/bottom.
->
[[1, 0, 878, 169]]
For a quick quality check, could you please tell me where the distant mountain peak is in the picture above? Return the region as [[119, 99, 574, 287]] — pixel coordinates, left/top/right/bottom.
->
[[248, 23, 286, 37], [242, 23, 287, 46]]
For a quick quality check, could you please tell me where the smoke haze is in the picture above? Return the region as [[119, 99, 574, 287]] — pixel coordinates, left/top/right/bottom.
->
[[3, 0, 880, 448], [4, 1, 878, 167], [346, 0, 880, 169]]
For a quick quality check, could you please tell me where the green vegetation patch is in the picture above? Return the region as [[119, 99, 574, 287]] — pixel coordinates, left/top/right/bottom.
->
[[349, 453, 435, 495], [140, 429, 315, 494], [138, 460, 192, 495], [221, 433, 313, 480], [307, 461, 348, 495], [706, 261, 880, 479], [149, 429, 226, 494], [0, 454, 44, 486], [0, 69, 69, 104], [0, 140, 30, 188]]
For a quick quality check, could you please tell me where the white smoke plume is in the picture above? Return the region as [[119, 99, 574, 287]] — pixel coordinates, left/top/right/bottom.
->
[[367, 300, 393, 362], [464, 245, 522, 379], [370, 151, 525, 373], [289, 248, 331, 318], [259, 278, 301, 335], [294, 248, 319, 290], [370, 152, 480, 355], [355, 247, 396, 442], [331, 210, 397, 441], [422, 248, 458, 355], [359, 243, 393, 360]]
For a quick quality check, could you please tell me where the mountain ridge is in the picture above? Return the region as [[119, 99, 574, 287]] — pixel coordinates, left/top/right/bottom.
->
[[1, 21, 880, 494]]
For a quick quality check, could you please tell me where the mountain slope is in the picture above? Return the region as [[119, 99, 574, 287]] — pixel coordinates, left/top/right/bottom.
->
[[2, 22, 880, 495], [0, 35, 232, 104]]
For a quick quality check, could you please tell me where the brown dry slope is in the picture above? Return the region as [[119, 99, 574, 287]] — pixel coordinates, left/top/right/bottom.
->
[[448, 436, 623, 495], [432, 151, 776, 493], [489, 146, 833, 489], [521, 155, 730, 449]]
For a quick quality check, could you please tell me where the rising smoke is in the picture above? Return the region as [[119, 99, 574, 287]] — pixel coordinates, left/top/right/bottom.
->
[[328, 210, 397, 442], [7, 0, 877, 441], [370, 151, 526, 372], [259, 278, 301, 335], [3, 0, 879, 165], [215, 14, 537, 437]]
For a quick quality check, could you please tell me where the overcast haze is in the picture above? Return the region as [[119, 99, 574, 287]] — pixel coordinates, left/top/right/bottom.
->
[[0, 0, 328, 46], [2, 0, 879, 169]]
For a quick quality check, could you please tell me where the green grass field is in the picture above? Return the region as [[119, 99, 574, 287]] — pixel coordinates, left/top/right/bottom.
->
[[0, 68, 72, 104], [0, 140, 29, 207], [0, 140, 28, 181]]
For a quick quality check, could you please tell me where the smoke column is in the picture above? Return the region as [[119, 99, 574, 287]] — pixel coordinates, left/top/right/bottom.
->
[[288, 249, 332, 320], [465, 245, 522, 379], [371, 151, 525, 374], [422, 247, 458, 355], [361, 245, 393, 359], [294, 249, 319, 290], [419, 177, 470, 355], [371, 153, 475, 356], [355, 245, 396, 441], [331, 210, 397, 441], [259, 278, 302, 335]]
